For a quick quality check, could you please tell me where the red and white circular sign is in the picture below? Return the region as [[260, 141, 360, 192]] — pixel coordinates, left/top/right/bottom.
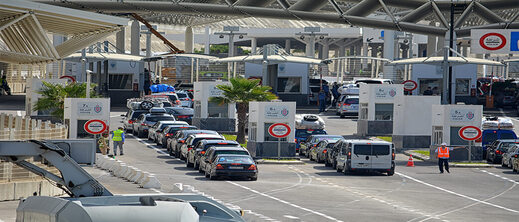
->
[[479, 33, 506, 51], [458, 126, 482, 141], [84, 119, 107, 135], [59, 75, 76, 84], [402, 80, 418, 91], [268, 123, 291, 138]]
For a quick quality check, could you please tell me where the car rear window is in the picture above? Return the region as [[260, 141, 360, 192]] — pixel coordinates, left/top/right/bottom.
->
[[217, 156, 254, 164], [500, 132, 516, 140], [214, 150, 249, 156], [483, 132, 498, 144], [353, 145, 390, 155], [296, 129, 327, 138], [177, 93, 188, 99], [204, 143, 238, 150], [168, 126, 197, 133], [344, 98, 359, 104], [192, 137, 221, 145], [130, 111, 147, 119], [147, 116, 175, 122]]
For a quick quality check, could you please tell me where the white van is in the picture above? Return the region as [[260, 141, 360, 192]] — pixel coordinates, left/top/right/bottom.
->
[[335, 140, 395, 176]]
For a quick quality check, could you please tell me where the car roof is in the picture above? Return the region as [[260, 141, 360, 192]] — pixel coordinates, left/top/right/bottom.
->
[[209, 146, 247, 151], [345, 139, 392, 145], [215, 154, 252, 158], [190, 134, 224, 138], [200, 140, 239, 145], [158, 121, 183, 124]]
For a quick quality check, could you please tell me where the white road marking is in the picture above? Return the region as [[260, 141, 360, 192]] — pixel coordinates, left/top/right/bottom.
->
[[481, 169, 519, 184], [284, 215, 300, 219], [131, 135, 170, 156], [396, 172, 519, 214], [227, 181, 343, 222]]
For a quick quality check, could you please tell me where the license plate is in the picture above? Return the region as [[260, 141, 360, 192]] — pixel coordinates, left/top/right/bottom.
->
[[228, 166, 242, 170]]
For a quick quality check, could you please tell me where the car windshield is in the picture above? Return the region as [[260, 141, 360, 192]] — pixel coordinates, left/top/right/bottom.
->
[[166, 108, 194, 115], [204, 143, 238, 150], [217, 156, 254, 164], [296, 129, 326, 138], [146, 116, 175, 122]]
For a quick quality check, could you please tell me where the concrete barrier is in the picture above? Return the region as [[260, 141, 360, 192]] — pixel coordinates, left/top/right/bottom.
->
[[101, 158, 116, 170], [140, 174, 161, 189], [108, 161, 122, 173], [173, 183, 183, 193], [113, 164, 127, 177], [135, 171, 148, 184], [117, 165, 130, 178], [130, 170, 143, 183], [123, 167, 137, 180]]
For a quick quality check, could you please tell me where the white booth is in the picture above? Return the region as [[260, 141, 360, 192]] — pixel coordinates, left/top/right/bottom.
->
[[247, 101, 296, 158], [357, 84, 403, 136], [26, 78, 68, 117], [192, 81, 236, 132], [430, 105, 483, 161], [64, 98, 110, 139], [392, 95, 441, 150]]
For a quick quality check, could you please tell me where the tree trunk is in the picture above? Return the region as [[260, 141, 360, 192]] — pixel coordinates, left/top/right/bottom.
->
[[236, 102, 248, 144]]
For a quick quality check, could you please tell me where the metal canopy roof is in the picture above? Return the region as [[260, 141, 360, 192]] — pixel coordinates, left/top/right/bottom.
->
[[389, 57, 505, 66], [216, 55, 323, 65], [64, 53, 145, 63], [35, 0, 519, 37], [0, 0, 128, 64]]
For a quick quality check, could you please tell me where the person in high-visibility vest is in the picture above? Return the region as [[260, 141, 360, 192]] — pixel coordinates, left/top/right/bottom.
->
[[434, 142, 463, 173], [112, 127, 125, 156]]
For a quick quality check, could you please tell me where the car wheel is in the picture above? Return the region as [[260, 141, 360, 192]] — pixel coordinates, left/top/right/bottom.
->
[[333, 160, 337, 169], [209, 171, 217, 180], [138, 130, 145, 138], [387, 163, 395, 176], [513, 167, 517, 172], [162, 142, 167, 148], [343, 164, 349, 175], [502, 161, 506, 167], [168, 148, 174, 156], [186, 160, 193, 168]]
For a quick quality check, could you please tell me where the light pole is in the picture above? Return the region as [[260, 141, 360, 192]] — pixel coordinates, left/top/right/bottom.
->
[[86, 70, 92, 98]]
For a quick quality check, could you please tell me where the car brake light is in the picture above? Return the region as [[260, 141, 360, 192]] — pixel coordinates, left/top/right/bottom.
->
[[392, 152, 395, 160], [141, 123, 147, 126], [166, 133, 172, 137], [177, 115, 189, 118], [496, 150, 502, 154], [179, 140, 185, 143], [217, 143, 229, 145], [128, 120, 134, 124], [216, 164, 224, 169], [176, 100, 181, 105], [295, 139, 297, 143], [248, 165, 256, 170], [231, 163, 241, 165], [343, 103, 350, 106], [188, 147, 193, 151], [323, 150, 327, 153], [313, 144, 317, 147], [201, 151, 205, 155], [348, 151, 351, 157]]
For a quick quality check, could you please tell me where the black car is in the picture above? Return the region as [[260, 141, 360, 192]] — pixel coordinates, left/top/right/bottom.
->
[[188, 140, 240, 171], [310, 139, 341, 163], [486, 139, 519, 164], [301, 135, 344, 158], [132, 113, 176, 138], [199, 146, 250, 173], [165, 107, 194, 124], [157, 125, 197, 148], [167, 130, 220, 157], [204, 154, 257, 181]]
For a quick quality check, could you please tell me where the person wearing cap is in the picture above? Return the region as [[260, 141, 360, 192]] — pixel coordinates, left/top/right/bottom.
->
[[434, 142, 463, 173], [112, 127, 125, 156]]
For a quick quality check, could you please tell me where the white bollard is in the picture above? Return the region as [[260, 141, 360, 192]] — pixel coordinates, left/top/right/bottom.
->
[[108, 160, 122, 172], [102, 158, 116, 170], [172, 183, 183, 193], [140, 175, 162, 189], [136, 171, 149, 184], [114, 164, 128, 177], [131, 170, 143, 183], [124, 166, 137, 180]]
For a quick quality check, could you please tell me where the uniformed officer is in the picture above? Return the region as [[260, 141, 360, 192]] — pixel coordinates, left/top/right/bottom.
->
[[112, 127, 125, 156], [434, 142, 463, 173]]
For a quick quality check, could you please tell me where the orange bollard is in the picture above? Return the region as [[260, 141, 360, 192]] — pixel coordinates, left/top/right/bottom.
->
[[406, 155, 415, 167]]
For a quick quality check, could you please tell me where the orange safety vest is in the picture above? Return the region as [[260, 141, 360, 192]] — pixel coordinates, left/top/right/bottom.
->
[[437, 147, 450, 158]]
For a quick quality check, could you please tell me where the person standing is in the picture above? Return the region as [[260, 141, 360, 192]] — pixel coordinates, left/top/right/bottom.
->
[[112, 127, 125, 156], [434, 142, 463, 173], [318, 90, 326, 113], [98, 132, 110, 155], [0, 75, 11, 96], [331, 82, 339, 108]]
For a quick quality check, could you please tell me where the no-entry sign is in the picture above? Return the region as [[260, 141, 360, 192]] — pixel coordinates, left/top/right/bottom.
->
[[458, 126, 482, 141], [84, 119, 107, 135], [402, 80, 418, 91], [268, 123, 291, 138]]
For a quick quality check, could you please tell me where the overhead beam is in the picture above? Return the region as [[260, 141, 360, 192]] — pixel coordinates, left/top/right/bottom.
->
[[456, 21, 519, 37], [473, 1, 505, 24], [453, 1, 474, 28], [0, 13, 30, 32], [289, 0, 329, 11], [431, 1, 449, 28], [345, 0, 380, 17], [399, 2, 432, 23], [235, 0, 276, 7]]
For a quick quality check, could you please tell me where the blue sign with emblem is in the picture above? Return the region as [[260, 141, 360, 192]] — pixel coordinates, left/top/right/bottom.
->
[[511, 32, 519, 51]]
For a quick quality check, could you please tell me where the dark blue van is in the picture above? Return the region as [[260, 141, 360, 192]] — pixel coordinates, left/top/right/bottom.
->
[[482, 129, 517, 158], [295, 129, 327, 152]]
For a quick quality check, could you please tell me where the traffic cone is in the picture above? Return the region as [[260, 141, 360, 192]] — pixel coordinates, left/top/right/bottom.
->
[[407, 155, 415, 167]]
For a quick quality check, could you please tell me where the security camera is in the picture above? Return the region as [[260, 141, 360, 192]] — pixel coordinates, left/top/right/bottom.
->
[[239, 35, 244, 39], [300, 35, 305, 40], [403, 39, 409, 44], [219, 35, 224, 39], [81, 58, 87, 63], [319, 35, 325, 40]]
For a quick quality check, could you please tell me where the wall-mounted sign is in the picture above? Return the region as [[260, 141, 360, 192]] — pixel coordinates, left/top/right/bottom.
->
[[471, 29, 519, 54], [209, 86, 223, 97], [265, 105, 290, 119], [459, 126, 482, 141], [450, 109, 476, 121], [374, 87, 397, 99], [77, 102, 104, 116]]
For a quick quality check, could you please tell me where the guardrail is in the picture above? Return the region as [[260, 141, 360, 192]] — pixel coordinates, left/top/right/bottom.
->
[[0, 113, 68, 140]]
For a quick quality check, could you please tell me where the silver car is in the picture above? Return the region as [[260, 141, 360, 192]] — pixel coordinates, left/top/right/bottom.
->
[[338, 95, 359, 118], [176, 90, 193, 108], [502, 145, 519, 168]]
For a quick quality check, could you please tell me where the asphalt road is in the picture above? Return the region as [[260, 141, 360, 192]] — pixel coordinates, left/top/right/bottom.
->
[[1, 105, 519, 222]]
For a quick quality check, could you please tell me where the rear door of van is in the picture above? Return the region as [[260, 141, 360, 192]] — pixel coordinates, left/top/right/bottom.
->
[[351, 144, 372, 169], [371, 144, 392, 169]]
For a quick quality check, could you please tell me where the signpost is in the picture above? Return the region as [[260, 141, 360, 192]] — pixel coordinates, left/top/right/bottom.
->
[[268, 123, 291, 159], [402, 80, 418, 92], [458, 126, 482, 162], [84, 119, 107, 135]]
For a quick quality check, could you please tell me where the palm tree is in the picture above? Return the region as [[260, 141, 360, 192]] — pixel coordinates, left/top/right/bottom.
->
[[210, 77, 277, 144], [34, 81, 96, 120]]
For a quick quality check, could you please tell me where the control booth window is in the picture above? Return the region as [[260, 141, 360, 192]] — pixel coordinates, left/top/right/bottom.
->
[[455, 79, 470, 95], [277, 77, 301, 93], [375, 103, 393, 121], [208, 101, 228, 118], [419, 79, 442, 95], [109, 74, 132, 90]]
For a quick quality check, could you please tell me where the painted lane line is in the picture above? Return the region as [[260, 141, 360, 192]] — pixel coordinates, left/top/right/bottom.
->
[[227, 181, 342, 222], [481, 169, 519, 184], [396, 172, 519, 214], [150, 188, 164, 194], [131, 135, 170, 156]]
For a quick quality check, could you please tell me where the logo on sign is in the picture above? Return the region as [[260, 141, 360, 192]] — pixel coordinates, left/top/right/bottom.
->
[[480, 33, 506, 50], [94, 105, 102, 113], [281, 108, 289, 117], [466, 112, 474, 120], [389, 89, 396, 97]]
